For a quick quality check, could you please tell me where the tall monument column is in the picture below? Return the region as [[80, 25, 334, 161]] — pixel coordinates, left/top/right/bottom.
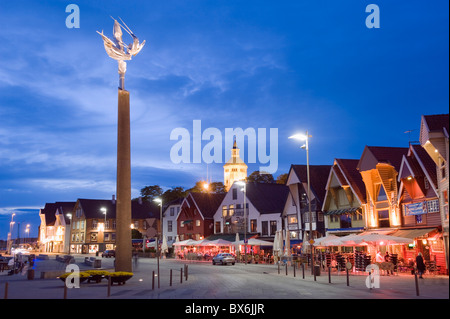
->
[[97, 17, 145, 272], [115, 89, 132, 272]]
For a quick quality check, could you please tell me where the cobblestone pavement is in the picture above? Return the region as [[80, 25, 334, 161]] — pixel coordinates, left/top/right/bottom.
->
[[1, 254, 448, 301]]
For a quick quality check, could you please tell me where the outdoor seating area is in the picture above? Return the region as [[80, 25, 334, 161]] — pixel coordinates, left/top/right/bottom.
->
[[173, 237, 275, 263]]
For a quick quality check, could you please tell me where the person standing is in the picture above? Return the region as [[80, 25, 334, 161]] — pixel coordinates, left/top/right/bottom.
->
[[416, 252, 426, 278]]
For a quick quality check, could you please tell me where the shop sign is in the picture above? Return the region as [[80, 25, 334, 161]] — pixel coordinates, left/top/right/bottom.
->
[[405, 202, 427, 216]]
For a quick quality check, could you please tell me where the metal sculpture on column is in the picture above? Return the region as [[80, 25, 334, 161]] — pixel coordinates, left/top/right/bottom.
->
[[97, 17, 145, 272]]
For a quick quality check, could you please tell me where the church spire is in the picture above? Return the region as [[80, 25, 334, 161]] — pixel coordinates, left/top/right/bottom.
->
[[223, 138, 248, 191]]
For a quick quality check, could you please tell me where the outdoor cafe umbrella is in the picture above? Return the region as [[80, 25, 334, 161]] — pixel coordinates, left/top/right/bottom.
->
[[172, 239, 197, 246], [284, 230, 291, 256], [314, 234, 342, 247], [193, 239, 211, 246], [342, 233, 413, 246], [161, 235, 169, 254], [273, 231, 280, 254], [208, 239, 233, 246]]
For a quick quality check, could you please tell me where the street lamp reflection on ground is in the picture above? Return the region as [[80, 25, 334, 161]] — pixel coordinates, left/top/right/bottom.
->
[[289, 131, 314, 274]]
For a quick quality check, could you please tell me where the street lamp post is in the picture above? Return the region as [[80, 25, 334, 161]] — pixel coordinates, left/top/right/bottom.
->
[[289, 131, 314, 274], [236, 181, 247, 264], [153, 198, 163, 258], [8, 213, 16, 254], [153, 197, 163, 287]]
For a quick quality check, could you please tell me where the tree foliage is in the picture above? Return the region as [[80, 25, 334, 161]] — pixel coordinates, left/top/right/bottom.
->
[[246, 171, 275, 183]]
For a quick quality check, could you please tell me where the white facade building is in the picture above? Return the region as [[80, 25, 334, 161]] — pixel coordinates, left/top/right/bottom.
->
[[213, 181, 289, 240]]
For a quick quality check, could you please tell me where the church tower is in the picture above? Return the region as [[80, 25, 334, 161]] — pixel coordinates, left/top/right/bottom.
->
[[223, 139, 248, 191]]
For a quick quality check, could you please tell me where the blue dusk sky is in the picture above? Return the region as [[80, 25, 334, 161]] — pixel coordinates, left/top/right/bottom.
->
[[0, 1, 448, 240]]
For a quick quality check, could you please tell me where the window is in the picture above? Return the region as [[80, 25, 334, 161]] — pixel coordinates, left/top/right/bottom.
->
[[250, 219, 257, 232], [427, 200, 439, 213], [168, 220, 173, 232], [215, 221, 221, 233], [170, 207, 175, 216], [92, 219, 98, 229], [262, 221, 268, 236], [318, 212, 324, 222], [424, 177, 429, 190], [134, 221, 139, 229], [378, 210, 390, 228], [228, 205, 235, 216], [90, 233, 98, 242], [222, 206, 228, 217], [303, 212, 309, 223], [376, 184, 387, 201], [288, 215, 298, 224], [443, 190, 449, 221], [340, 215, 352, 228], [196, 220, 201, 227], [270, 221, 277, 236], [232, 188, 238, 200]]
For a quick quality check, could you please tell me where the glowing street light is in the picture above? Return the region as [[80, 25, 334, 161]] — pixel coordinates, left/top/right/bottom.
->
[[289, 131, 315, 274]]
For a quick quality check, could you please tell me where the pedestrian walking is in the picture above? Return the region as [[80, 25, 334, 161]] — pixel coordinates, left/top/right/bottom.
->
[[416, 252, 426, 278]]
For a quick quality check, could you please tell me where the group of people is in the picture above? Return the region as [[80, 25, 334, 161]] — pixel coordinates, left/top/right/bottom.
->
[[6, 253, 34, 276], [376, 250, 427, 278]]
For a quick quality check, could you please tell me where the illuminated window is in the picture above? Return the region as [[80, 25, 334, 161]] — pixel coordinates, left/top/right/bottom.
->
[[288, 215, 298, 224], [427, 200, 439, 213]]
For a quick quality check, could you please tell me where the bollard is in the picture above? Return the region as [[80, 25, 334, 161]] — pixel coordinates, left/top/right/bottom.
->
[[4, 282, 8, 299], [286, 263, 288, 276], [278, 262, 280, 274], [185, 264, 188, 281], [314, 266, 317, 281], [152, 271, 155, 290], [170, 269, 172, 287], [107, 276, 111, 297], [346, 269, 349, 286], [181, 268, 183, 284], [328, 267, 331, 284], [302, 263, 305, 279], [293, 264, 296, 277], [414, 272, 420, 296]]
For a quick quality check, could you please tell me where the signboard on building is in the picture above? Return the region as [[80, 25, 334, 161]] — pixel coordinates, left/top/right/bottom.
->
[[405, 202, 427, 216]]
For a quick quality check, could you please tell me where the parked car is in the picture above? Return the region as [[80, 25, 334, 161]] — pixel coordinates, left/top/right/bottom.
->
[[212, 253, 235, 265], [102, 250, 115, 258]]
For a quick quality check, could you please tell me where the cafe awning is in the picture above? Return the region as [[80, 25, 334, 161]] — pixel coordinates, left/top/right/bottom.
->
[[391, 228, 437, 239], [324, 207, 362, 215]]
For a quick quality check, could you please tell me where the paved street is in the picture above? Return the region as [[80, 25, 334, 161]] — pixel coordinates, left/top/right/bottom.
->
[[1, 254, 448, 301]]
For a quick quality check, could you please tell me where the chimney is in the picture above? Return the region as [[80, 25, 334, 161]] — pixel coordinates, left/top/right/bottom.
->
[[112, 194, 116, 204]]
